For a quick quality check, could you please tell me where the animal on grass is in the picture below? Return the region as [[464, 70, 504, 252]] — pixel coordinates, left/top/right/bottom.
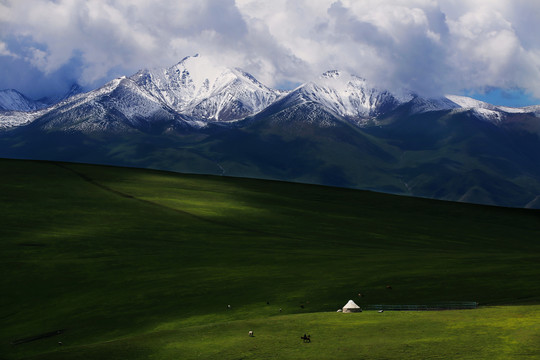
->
[[301, 334, 311, 343], [386, 285, 392, 290], [248, 330, 253, 337]]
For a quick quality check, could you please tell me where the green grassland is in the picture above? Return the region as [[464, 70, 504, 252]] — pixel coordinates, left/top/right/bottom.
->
[[1, 159, 539, 359]]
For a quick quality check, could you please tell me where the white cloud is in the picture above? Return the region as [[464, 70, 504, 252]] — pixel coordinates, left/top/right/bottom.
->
[[0, 41, 18, 58], [0, 0, 539, 99]]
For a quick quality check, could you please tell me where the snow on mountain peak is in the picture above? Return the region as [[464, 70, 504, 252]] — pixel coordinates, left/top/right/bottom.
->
[[444, 94, 537, 114], [170, 55, 231, 98], [131, 55, 281, 121], [316, 70, 362, 91], [445, 95, 495, 110], [294, 70, 409, 119], [0, 89, 47, 112], [443, 94, 540, 123]]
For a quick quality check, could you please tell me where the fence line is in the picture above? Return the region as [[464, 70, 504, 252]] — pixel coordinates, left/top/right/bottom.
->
[[365, 302, 477, 311]]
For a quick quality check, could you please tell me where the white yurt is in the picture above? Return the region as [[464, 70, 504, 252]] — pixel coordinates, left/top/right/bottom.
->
[[342, 300, 362, 313]]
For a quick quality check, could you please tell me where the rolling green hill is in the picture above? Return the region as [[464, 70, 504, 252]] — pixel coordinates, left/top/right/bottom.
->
[[1, 159, 539, 359]]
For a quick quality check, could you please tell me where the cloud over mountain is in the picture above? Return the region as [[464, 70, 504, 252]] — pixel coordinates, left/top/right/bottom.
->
[[1, 0, 539, 101]]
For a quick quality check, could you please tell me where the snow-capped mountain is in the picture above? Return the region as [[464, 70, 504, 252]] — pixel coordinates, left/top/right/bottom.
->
[[443, 95, 540, 124], [0, 85, 85, 129], [30, 76, 197, 132], [131, 54, 282, 122], [1, 56, 539, 132], [288, 70, 409, 120], [0, 89, 47, 112], [248, 70, 419, 129]]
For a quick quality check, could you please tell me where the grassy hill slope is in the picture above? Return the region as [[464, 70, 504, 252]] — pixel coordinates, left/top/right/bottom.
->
[[1, 159, 539, 359]]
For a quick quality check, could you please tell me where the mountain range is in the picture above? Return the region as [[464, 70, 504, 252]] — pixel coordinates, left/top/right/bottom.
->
[[1, 54, 539, 209]]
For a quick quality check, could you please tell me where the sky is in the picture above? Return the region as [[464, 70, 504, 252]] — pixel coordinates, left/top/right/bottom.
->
[[0, 0, 539, 106]]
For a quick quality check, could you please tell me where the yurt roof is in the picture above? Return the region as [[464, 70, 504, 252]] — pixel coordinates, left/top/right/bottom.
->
[[343, 300, 360, 308]]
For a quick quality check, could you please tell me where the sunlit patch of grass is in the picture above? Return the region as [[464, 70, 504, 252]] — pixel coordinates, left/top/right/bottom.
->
[[30, 307, 540, 360]]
